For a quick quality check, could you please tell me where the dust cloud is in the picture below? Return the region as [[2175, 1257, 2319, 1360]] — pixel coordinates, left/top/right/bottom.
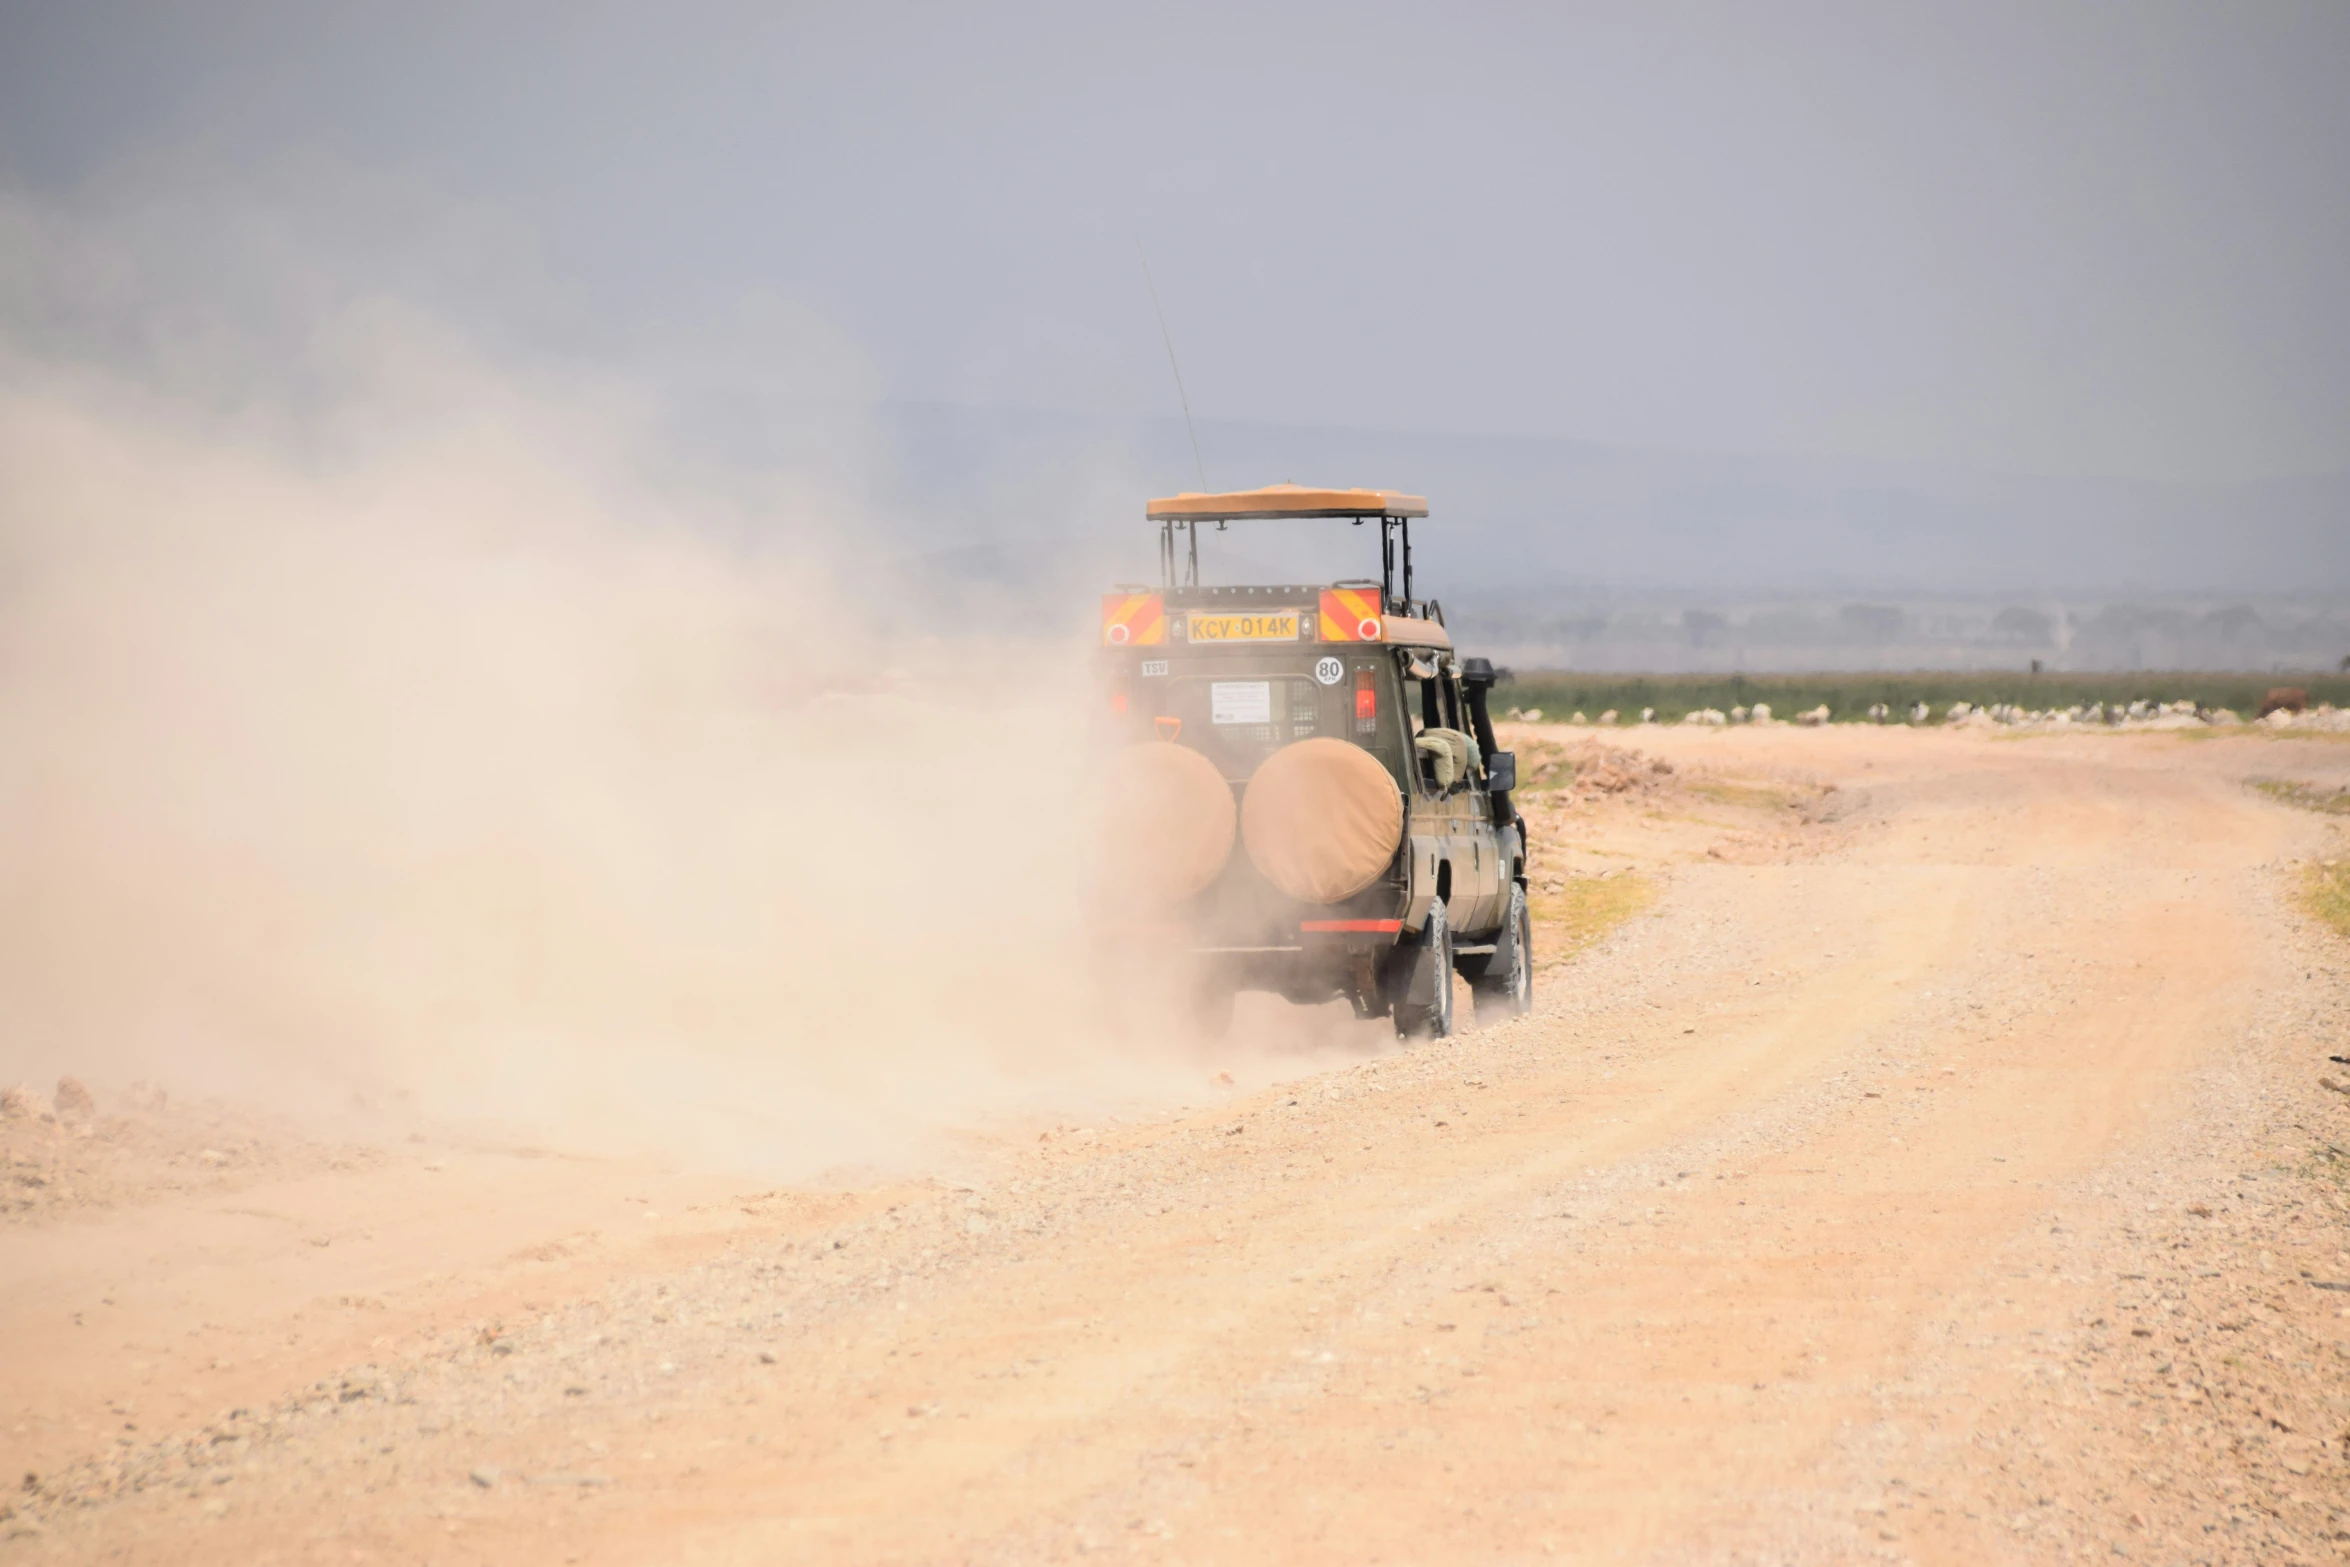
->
[[0, 287, 1349, 1176]]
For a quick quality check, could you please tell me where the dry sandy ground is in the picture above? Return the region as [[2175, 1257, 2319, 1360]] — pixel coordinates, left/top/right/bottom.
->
[[6, 724, 2350, 1565]]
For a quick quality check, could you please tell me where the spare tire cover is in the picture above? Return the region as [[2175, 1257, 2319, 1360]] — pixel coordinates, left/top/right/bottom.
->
[[1241, 737, 1405, 904], [1100, 741, 1236, 904]]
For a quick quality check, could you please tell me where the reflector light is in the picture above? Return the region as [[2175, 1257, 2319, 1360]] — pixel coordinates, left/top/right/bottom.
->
[[1101, 592, 1166, 647], [1319, 587, 1384, 642]]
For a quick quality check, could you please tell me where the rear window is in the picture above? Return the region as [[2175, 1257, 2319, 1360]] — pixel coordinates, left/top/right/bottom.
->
[[1133, 650, 1408, 784]]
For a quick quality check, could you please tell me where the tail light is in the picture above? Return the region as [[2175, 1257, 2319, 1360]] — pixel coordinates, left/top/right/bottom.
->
[[1354, 667, 1377, 722], [1110, 689, 1128, 715]]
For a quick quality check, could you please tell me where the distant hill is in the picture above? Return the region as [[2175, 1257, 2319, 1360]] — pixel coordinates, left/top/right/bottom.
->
[[849, 402, 2348, 669], [868, 402, 2349, 592]]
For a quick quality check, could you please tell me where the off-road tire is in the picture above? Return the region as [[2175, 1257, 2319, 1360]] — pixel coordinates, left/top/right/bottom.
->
[[1188, 979, 1236, 1039], [1467, 882, 1533, 1024], [1391, 900, 1456, 1041]]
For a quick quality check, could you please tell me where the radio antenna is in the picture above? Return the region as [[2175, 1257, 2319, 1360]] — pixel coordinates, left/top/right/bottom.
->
[[1135, 236, 1208, 490]]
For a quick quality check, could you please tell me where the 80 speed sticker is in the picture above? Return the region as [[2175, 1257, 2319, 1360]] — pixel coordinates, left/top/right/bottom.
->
[[1314, 656, 1345, 686]]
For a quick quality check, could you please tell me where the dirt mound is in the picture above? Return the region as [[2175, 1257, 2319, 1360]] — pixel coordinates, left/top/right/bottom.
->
[[1512, 737, 1670, 796], [2, 1090, 381, 1226]]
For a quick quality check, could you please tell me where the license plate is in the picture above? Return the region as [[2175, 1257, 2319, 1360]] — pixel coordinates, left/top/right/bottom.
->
[[1186, 610, 1298, 642]]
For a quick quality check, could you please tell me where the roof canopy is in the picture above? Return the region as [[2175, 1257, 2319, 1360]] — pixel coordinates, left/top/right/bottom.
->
[[1146, 483, 1429, 521]]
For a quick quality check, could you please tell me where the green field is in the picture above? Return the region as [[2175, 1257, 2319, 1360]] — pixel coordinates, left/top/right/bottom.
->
[[1497, 671, 2350, 725]]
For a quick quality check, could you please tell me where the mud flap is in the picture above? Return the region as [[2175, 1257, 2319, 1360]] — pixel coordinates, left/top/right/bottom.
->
[[1386, 900, 1455, 1039], [1345, 953, 1388, 1018]]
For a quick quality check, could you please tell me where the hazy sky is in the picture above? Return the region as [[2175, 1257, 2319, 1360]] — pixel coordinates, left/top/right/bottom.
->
[[3, 1, 2347, 484]]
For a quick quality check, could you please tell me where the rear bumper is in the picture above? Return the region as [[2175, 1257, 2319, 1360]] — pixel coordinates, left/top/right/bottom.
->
[[1108, 847, 1411, 940], [1180, 896, 1409, 955]]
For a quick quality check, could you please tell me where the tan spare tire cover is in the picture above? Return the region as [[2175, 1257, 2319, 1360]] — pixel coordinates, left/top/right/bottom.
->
[[1241, 738, 1404, 904], [1100, 742, 1236, 904]]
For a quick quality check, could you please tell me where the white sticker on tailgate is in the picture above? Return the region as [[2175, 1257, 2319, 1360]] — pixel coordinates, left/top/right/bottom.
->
[[1210, 681, 1272, 725]]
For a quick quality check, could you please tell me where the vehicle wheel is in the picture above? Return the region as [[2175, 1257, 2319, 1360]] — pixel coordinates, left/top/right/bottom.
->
[[1188, 978, 1236, 1039], [1469, 882, 1533, 1024], [1391, 899, 1456, 1041]]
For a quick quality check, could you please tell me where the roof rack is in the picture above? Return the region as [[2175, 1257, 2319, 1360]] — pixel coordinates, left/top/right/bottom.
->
[[1146, 483, 1433, 613], [1145, 484, 1428, 521]]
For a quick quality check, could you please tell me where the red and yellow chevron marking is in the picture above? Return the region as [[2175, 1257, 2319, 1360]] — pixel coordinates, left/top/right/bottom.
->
[[1318, 586, 1385, 643], [1100, 592, 1166, 647]]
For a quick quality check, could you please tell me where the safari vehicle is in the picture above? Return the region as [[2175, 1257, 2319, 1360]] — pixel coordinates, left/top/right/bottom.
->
[[1096, 484, 1529, 1038]]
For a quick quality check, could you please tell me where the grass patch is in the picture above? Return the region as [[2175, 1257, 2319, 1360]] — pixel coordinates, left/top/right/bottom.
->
[[2251, 778, 2350, 815], [2303, 861, 2350, 942], [1498, 670, 2350, 726], [1531, 871, 1656, 966], [2301, 1140, 2350, 1193], [1688, 779, 1789, 811]]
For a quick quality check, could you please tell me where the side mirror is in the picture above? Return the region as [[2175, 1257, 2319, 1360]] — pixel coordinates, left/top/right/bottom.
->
[[1485, 751, 1516, 793]]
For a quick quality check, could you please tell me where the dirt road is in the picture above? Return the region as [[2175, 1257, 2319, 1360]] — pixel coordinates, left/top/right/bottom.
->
[[7, 726, 2350, 1564]]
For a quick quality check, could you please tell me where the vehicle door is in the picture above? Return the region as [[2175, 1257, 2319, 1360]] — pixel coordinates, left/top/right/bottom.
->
[[1402, 659, 1485, 932], [1440, 665, 1504, 934], [1397, 661, 1446, 930]]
